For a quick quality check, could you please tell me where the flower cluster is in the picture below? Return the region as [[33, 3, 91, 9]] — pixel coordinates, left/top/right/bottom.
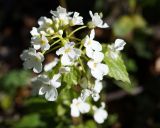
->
[[20, 6, 126, 124]]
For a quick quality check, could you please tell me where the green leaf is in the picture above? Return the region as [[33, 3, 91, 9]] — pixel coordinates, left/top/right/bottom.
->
[[0, 94, 12, 111], [13, 114, 45, 128], [85, 120, 97, 128], [24, 97, 56, 114], [63, 66, 81, 88], [113, 15, 146, 37], [57, 105, 66, 116], [132, 14, 146, 28], [1, 70, 31, 92], [104, 53, 133, 92], [113, 15, 135, 37]]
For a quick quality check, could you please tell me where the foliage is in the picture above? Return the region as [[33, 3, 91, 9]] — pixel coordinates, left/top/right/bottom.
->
[[0, 0, 160, 127]]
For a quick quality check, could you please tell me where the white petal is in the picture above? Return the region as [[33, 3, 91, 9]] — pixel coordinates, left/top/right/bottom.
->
[[90, 29, 95, 39], [86, 47, 93, 58], [68, 48, 81, 60], [23, 60, 33, 69], [42, 35, 48, 42], [89, 11, 93, 18], [33, 62, 42, 73], [37, 74, 50, 84], [100, 23, 109, 28], [87, 60, 94, 69], [39, 85, 48, 95], [91, 69, 103, 80], [91, 40, 102, 51], [92, 51, 104, 62], [114, 39, 126, 51], [28, 48, 36, 54], [56, 47, 65, 55], [50, 74, 61, 88], [97, 63, 109, 76], [66, 42, 75, 47], [61, 54, 72, 65], [71, 104, 80, 117], [33, 44, 41, 50], [94, 109, 108, 124], [92, 93, 100, 101], [20, 49, 33, 60], [68, 49, 76, 59], [44, 58, 58, 72], [41, 43, 50, 51], [30, 27, 39, 36], [45, 87, 58, 101], [84, 36, 90, 48], [37, 52, 44, 62], [79, 102, 90, 114], [94, 80, 103, 93], [73, 49, 81, 58]]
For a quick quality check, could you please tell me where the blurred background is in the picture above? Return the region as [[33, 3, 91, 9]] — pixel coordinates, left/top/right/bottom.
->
[[0, 0, 160, 127]]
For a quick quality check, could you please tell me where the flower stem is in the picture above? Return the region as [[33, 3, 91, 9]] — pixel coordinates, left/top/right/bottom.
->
[[50, 39, 61, 47], [69, 37, 81, 41], [43, 45, 61, 54], [68, 26, 87, 37], [78, 58, 85, 73]]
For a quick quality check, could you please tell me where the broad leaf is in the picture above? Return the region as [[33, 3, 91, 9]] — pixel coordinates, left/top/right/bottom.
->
[[113, 15, 146, 37], [1, 70, 31, 93], [104, 52, 133, 92], [113, 16, 135, 37], [63, 66, 81, 88], [13, 114, 45, 128]]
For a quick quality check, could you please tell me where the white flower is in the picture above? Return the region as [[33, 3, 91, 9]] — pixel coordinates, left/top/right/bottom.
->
[[92, 80, 103, 101], [93, 102, 108, 124], [70, 12, 83, 26], [38, 17, 53, 27], [56, 42, 81, 65], [44, 58, 59, 72], [70, 98, 90, 117], [84, 29, 104, 60], [30, 27, 40, 37], [51, 6, 73, 18], [89, 11, 109, 28], [38, 17, 54, 36], [87, 60, 109, 80], [38, 74, 61, 101], [20, 48, 44, 73], [31, 35, 50, 51], [50, 73, 61, 88], [108, 39, 126, 59], [81, 80, 103, 101], [84, 29, 102, 52], [111, 39, 126, 51], [86, 49, 104, 62], [50, 6, 72, 26]]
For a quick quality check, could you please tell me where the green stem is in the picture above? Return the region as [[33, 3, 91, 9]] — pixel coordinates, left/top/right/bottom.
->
[[69, 37, 81, 41], [78, 58, 85, 73], [45, 45, 61, 54], [51, 36, 59, 39], [50, 39, 61, 47], [80, 43, 83, 49], [68, 26, 87, 37]]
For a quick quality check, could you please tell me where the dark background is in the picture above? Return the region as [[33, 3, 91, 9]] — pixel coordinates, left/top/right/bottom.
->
[[0, 0, 160, 128]]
